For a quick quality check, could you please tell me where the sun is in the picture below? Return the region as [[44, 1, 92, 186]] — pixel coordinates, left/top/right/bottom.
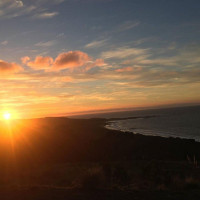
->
[[3, 112, 11, 120]]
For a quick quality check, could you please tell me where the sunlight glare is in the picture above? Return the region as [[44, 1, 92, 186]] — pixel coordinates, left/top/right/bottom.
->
[[3, 112, 11, 120]]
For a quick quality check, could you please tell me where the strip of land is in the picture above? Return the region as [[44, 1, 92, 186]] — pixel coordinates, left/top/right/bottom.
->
[[0, 117, 200, 199]]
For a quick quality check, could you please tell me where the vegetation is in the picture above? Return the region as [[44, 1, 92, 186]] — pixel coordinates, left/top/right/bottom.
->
[[0, 117, 200, 199]]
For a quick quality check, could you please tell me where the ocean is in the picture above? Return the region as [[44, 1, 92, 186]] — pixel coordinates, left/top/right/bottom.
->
[[72, 105, 200, 141]]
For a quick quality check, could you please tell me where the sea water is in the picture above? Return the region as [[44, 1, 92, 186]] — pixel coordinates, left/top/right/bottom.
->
[[105, 105, 200, 141], [73, 105, 200, 141]]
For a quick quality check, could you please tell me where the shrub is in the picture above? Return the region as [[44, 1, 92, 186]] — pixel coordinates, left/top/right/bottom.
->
[[112, 165, 131, 186], [80, 166, 105, 189]]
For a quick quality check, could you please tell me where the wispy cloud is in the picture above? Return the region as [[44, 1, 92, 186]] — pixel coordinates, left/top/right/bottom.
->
[[56, 33, 65, 38], [35, 40, 57, 47], [115, 66, 134, 72], [85, 39, 108, 48], [33, 11, 59, 19], [1, 40, 8, 45], [116, 21, 140, 32], [101, 47, 148, 59], [0, 0, 62, 19], [0, 0, 34, 19]]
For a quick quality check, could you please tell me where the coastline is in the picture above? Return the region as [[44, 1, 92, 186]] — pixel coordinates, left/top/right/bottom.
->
[[105, 115, 200, 142]]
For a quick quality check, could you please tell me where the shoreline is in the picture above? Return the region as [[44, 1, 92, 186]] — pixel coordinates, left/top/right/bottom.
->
[[104, 116, 200, 142]]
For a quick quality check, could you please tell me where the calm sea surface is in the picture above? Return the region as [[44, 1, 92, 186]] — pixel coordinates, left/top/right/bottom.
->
[[73, 105, 200, 141]]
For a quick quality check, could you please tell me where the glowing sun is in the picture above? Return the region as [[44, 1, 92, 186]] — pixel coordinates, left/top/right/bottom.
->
[[3, 112, 11, 120]]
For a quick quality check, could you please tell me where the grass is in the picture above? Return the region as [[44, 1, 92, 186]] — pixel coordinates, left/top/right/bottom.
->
[[1, 161, 200, 191]]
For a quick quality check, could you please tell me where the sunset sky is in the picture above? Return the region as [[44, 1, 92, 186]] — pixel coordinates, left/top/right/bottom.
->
[[0, 0, 200, 118]]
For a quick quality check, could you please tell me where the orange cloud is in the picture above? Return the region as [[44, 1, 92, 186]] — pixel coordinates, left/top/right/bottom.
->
[[26, 56, 53, 69], [116, 67, 133, 72], [0, 60, 22, 74], [85, 59, 106, 71], [53, 51, 91, 70], [21, 56, 30, 64], [22, 51, 105, 72], [94, 59, 105, 66]]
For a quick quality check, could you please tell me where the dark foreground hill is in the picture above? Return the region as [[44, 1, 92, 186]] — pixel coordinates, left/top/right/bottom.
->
[[0, 117, 200, 199], [1, 117, 200, 163]]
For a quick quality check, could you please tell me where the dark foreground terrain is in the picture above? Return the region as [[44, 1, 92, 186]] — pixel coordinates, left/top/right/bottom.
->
[[0, 117, 200, 199], [1, 187, 200, 200]]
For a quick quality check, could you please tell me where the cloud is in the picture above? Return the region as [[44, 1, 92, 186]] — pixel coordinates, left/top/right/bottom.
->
[[21, 56, 30, 64], [56, 33, 65, 38], [20, 45, 200, 89], [33, 12, 59, 19], [85, 59, 106, 71], [137, 58, 179, 66], [15, 1, 24, 7], [94, 59, 105, 66], [101, 47, 148, 59], [0, 0, 61, 19], [1, 42, 200, 117], [53, 51, 91, 70], [0, 60, 23, 74], [0, 0, 35, 19], [21, 51, 105, 72], [26, 56, 53, 69], [35, 40, 56, 47], [85, 39, 107, 48], [116, 21, 140, 32], [1, 40, 8, 45], [115, 67, 133, 72]]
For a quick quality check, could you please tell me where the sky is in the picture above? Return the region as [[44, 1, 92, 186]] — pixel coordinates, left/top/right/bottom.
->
[[0, 0, 200, 118]]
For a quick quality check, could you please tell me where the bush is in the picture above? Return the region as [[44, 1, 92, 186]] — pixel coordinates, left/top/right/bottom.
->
[[80, 167, 105, 189], [112, 165, 131, 186]]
